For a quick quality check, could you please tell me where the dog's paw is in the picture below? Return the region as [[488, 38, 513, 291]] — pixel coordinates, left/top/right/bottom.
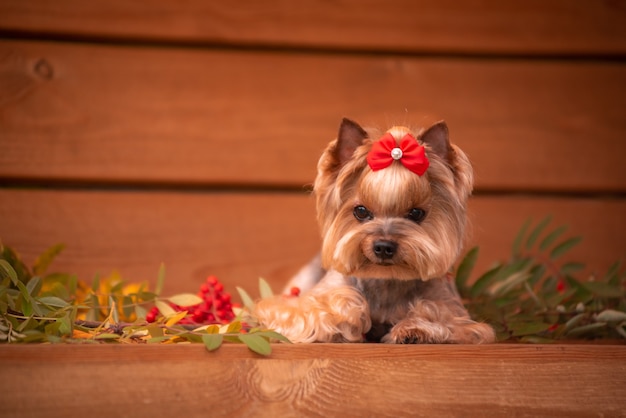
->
[[450, 320, 496, 344], [381, 319, 452, 344]]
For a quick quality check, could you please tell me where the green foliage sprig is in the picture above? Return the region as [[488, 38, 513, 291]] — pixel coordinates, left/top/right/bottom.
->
[[0, 241, 289, 355], [455, 216, 626, 342]]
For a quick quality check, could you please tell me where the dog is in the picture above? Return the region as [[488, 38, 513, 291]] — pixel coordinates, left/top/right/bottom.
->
[[255, 118, 495, 344]]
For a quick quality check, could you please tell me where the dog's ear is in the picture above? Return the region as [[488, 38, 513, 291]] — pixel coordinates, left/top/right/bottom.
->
[[333, 118, 368, 166], [421, 120, 474, 198], [419, 121, 452, 162]]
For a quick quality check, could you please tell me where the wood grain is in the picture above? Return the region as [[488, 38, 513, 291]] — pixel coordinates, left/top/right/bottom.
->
[[0, 189, 623, 297], [0, 0, 625, 56], [1, 344, 624, 418], [1, 40, 625, 192]]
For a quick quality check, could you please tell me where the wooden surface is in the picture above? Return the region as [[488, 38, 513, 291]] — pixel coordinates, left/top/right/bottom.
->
[[0, 189, 624, 297], [1, 40, 626, 192], [1, 0, 625, 56], [1, 344, 625, 417]]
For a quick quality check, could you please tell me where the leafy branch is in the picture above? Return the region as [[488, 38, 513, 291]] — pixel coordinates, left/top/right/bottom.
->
[[0, 241, 289, 355], [455, 216, 625, 342]]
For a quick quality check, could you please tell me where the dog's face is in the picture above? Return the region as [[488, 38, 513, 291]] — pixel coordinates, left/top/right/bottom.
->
[[315, 118, 473, 281]]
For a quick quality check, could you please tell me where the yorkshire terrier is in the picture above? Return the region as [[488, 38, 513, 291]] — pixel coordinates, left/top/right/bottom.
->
[[255, 118, 495, 344]]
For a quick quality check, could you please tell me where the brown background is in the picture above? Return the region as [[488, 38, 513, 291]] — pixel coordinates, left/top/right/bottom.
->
[[1, 1, 625, 298]]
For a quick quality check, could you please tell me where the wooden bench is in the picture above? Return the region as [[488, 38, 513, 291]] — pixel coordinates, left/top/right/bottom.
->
[[0, 2, 625, 416]]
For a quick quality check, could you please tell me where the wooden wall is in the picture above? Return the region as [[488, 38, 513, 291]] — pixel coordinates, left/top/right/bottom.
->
[[1, 1, 625, 297]]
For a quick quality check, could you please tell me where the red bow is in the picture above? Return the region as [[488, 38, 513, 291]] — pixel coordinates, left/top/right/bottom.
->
[[367, 132, 429, 176]]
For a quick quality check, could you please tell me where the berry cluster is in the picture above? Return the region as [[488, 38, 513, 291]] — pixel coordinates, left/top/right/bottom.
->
[[146, 276, 236, 325]]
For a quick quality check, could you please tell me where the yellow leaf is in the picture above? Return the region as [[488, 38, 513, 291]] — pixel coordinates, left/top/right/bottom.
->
[[72, 329, 94, 339], [165, 310, 188, 327], [205, 325, 220, 334]]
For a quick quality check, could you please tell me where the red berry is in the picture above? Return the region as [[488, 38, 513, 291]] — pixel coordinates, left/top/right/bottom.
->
[[220, 293, 231, 303], [206, 313, 216, 322], [207, 276, 218, 286], [200, 283, 210, 293], [146, 312, 156, 323], [214, 282, 224, 293], [192, 308, 206, 322], [290, 286, 301, 297]]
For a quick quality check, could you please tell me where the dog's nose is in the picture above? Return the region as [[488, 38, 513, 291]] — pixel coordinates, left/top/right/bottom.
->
[[373, 240, 397, 260]]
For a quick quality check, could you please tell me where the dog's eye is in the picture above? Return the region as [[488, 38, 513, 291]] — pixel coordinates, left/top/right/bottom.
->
[[407, 208, 426, 224], [353, 205, 373, 222]]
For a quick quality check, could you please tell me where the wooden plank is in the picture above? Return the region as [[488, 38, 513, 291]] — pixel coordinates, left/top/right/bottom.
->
[[0, 344, 624, 417], [1, 40, 625, 192], [0, 189, 320, 297], [0, 0, 625, 56], [0, 189, 623, 297]]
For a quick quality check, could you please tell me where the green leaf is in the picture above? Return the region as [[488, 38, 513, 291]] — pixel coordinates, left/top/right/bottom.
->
[[538, 225, 568, 252], [595, 309, 626, 325], [560, 262, 585, 275], [155, 300, 176, 317], [527, 264, 546, 287], [26, 276, 42, 296], [58, 314, 72, 335], [68, 274, 77, 295], [0, 260, 19, 286], [37, 296, 70, 308], [86, 294, 100, 321], [134, 304, 147, 320], [510, 321, 552, 337], [490, 271, 531, 297], [122, 295, 134, 319], [1, 244, 31, 282], [236, 286, 255, 311], [582, 282, 624, 298], [167, 293, 202, 307], [16, 280, 41, 315], [146, 325, 164, 338], [512, 218, 531, 257], [258, 278, 274, 300], [238, 333, 272, 355], [525, 215, 552, 250], [155, 263, 165, 296], [91, 275, 100, 292], [95, 333, 121, 340], [33, 243, 65, 276], [253, 330, 292, 343], [470, 264, 502, 298], [566, 322, 607, 337], [202, 333, 224, 352], [147, 336, 170, 344], [110, 280, 124, 294], [455, 247, 479, 294], [603, 261, 622, 286], [549, 237, 582, 260], [563, 313, 586, 334]]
